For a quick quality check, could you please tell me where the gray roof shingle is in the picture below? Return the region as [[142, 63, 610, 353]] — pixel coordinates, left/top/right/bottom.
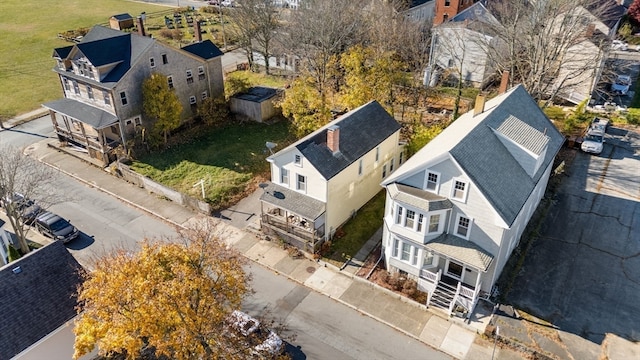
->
[[0, 241, 84, 359], [295, 101, 401, 180], [43, 98, 118, 129], [388, 183, 453, 212], [260, 182, 325, 220], [426, 234, 494, 271], [181, 40, 224, 60], [448, 86, 564, 225]]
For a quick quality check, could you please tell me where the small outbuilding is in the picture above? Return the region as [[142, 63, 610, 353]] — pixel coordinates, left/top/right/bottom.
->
[[109, 13, 134, 30], [230, 86, 281, 122]]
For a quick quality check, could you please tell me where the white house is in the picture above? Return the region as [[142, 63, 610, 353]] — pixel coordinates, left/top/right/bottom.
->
[[380, 85, 564, 316], [260, 101, 403, 253]]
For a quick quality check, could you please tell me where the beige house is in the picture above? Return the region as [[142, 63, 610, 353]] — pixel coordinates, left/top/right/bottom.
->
[[260, 101, 403, 253]]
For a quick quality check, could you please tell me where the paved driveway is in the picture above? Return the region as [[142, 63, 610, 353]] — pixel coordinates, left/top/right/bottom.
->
[[507, 125, 640, 345]]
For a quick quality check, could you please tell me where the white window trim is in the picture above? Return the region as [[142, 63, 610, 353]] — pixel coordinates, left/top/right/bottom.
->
[[296, 174, 306, 193], [424, 170, 441, 193], [454, 213, 473, 240], [189, 96, 197, 104], [451, 177, 469, 202], [134, 117, 142, 126], [150, 57, 156, 68], [427, 213, 442, 234], [391, 237, 420, 266], [280, 167, 289, 186], [294, 154, 302, 167]]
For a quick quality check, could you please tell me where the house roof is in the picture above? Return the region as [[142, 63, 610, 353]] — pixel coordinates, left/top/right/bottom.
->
[[388, 183, 453, 212], [53, 45, 73, 59], [181, 40, 224, 60], [383, 85, 564, 226], [449, 2, 499, 26], [53, 26, 155, 85], [272, 101, 401, 180], [111, 13, 133, 21], [260, 182, 326, 220], [233, 86, 279, 103], [0, 241, 84, 359], [426, 233, 493, 271], [43, 98, 118, 129], [586, 0, 626, 30]]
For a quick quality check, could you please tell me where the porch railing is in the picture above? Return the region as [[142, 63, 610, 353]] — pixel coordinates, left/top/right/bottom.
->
[[261, 213, 324, 252]]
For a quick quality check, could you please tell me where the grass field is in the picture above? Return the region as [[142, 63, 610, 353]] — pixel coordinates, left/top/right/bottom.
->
[[0, 0, 175, 118], [131, 120, 295, 208]]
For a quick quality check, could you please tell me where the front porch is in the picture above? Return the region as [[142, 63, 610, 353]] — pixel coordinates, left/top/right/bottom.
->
[[259, 182, 326, 253], [418, 268, 485, 318]]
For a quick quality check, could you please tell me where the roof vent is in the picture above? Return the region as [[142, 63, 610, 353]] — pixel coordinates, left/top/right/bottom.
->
[[12, 266, 22, 274]]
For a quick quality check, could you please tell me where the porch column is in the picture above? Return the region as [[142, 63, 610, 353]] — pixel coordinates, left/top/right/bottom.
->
[[474, 270, 481, 290]]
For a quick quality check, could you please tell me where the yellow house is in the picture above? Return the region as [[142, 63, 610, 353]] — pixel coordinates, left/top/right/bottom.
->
[[260, 101, 403, 253]]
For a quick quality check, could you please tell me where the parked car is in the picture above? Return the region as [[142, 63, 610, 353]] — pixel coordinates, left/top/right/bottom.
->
[[611, 40, 628, 51], [612, 74, 631, 95], [581, 118, 608, 155], [1, 193, 43, 224], [34, 211, 79, 243], [226, 310, 284, 358]]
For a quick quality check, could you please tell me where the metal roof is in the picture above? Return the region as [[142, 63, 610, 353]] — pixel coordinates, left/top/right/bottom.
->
[[259, 182, 326, 220]]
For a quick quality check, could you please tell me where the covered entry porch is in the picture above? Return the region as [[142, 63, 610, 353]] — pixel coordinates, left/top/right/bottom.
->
[[417, 234, 493, 317], [259, 182, 326, 253]]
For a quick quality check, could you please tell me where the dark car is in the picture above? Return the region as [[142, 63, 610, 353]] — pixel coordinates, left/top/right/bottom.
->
[[34, 211, 79, 243], [2, 193, 43, 224]]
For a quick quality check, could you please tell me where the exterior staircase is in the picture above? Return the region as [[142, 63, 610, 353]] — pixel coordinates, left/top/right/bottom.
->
[[429, 281, 457, 311]]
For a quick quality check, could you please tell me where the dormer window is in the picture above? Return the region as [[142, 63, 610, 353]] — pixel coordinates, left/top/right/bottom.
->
[[451, 178, 468, 202], [425, 171, 440, 193]]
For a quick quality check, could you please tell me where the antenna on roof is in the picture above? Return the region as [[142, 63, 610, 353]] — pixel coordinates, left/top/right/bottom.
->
[[266, 142, 277, 155]]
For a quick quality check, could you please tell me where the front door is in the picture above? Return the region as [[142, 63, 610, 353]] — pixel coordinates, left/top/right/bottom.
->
[[446, 260, 464, 281]]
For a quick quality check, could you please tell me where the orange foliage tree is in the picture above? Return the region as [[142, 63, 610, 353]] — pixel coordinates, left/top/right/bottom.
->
[[73, 220, 250, 360]]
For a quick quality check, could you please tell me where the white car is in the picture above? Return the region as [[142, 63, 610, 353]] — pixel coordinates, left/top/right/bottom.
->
[[581, 118, 608, 155], [612, 74, 631, 95], [611, 40, 628, 51]]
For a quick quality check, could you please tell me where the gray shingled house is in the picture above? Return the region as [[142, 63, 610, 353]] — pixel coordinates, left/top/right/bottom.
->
[[380, 85, 564, 317], [260, 100, 404, 253], [43, 25, 224, 166], [0, 241, 85, 359]]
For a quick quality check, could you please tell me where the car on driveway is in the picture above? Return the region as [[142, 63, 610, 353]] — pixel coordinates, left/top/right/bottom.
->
[[612, 74, 631, 95], [611, 40, 628, 51], [581, 117, 608, 155], [34, 211, 79, 243]]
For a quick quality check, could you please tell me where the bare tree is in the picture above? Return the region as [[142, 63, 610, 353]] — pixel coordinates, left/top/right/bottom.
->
[[282, 0, 368, 105], [487, 0, 615, 104], [0, 145, 58, 254], [227, 0, 282, 75]]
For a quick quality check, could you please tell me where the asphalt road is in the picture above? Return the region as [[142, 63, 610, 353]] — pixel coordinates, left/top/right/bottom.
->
[[1, 118, 450, 359], [507, 125, 640, 345]]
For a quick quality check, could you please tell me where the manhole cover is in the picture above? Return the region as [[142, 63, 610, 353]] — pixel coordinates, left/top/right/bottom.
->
[[306, 266, 316, 274]]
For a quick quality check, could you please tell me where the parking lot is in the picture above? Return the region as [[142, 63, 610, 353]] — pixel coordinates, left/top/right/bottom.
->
[[506, 124, 640, 349]]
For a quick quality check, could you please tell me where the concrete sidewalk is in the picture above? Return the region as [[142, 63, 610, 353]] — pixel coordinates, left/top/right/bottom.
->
[[25, 137, 525, 360]]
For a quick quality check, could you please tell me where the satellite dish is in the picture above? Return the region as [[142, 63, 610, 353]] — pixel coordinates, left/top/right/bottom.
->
[[266, 141, 277, 155]]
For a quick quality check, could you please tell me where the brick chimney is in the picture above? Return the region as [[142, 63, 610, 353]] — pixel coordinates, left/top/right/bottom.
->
[[498, 71, 510, 94], [136, 16, 146, 37], [473, 94, 486, 116], [194, 20, 202, 42], [585, 23, 595, 38], [327, 125, 340, 154]]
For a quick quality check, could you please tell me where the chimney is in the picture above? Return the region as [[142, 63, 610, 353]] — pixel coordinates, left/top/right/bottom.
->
[[473, 94, 486, 116], [327, 125, 340, 154], [498, 71, 510, 94], [194, 20, 202, 42], [585, 23, 595, 38], [136, 16, 146, 37]]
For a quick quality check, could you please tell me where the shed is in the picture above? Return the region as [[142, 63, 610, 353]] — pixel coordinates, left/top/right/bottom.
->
[[230, 86, 281, 122], [109, 13, 134, 30]]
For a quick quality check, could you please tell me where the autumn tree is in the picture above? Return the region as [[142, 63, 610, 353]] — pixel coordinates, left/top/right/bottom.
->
[[339, 45, 404, 113], [227, 0, 281, 74], [142, 73, 183, 146], [73, 220, 250, 360], [282, 0, 368, 104], [279, 76, 332, 137], [629, 0, 640, 25], [0, 145, 59, 254], [197, 97, 229, 127]]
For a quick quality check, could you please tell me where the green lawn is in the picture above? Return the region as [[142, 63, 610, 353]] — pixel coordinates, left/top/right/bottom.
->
[[325, 190, 386, 264], [0, 0, 212, 119], [131, 120, 294, 208]]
